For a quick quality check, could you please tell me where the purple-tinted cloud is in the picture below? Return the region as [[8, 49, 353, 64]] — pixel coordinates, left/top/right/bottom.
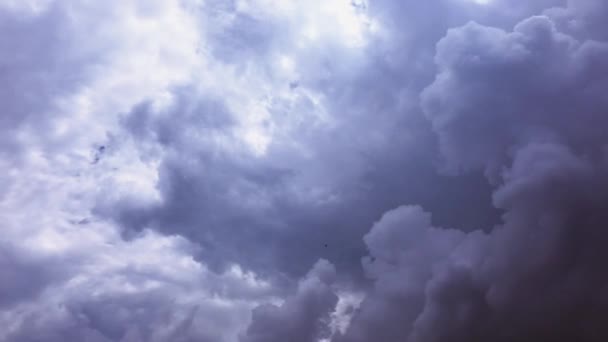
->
[[3, 0, 608, 341]]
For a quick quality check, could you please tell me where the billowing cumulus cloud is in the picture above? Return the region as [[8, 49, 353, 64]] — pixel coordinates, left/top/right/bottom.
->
[[3, 0, 608, 341], [242, 259, 338, 342], [337, 2, 608, 341]]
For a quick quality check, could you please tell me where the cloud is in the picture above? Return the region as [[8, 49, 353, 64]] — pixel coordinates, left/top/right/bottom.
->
[[337, 2, 608, 341], [0, 0, 199, 156], [4, 0, 608, 341], [1, 230, 274, 342], [422, 13, 608, 177], [0, 2, 272, 341], [338, 145, 608, 341], [333, 206, 477, 342], [97, 0, 506, 284], [242, 259, 338, 342]]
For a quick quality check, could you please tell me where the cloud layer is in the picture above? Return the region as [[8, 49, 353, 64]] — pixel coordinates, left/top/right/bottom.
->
[[2, 0, 608, 341]]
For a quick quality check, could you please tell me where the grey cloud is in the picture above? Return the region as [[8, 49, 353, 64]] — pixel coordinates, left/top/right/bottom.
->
[[334, 206, 473, 342], [108, 83, 499, 282], [242, 259, 338, 342], [0, 242, 65, 309], [338, 2, 608, 341], [422, 14, 608, 177], [6, 293, 218, 342], [0, 1, 267, 341], [103, 0, 504, 284], [556, 0, 608, 40], [0, 229, 270, 342], [0, 3, 87, 156], [339, 146, 608, 341], [5, 0, 608, 341]]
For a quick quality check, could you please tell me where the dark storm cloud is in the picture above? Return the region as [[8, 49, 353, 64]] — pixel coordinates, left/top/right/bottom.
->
[[4, 0, 608, 341], [242, 260, 338, 342], [109, 75, 500, 281], [336, 2, 608, 341], [340, 146, 608, 341], [423, 14, 608, 177], [105, 0, 505, 283]]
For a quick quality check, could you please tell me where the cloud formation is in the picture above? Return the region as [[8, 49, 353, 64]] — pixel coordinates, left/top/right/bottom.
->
[[337, 3, 608, 341], [243, 259, 338, 342], [3, 0, 608, 341]]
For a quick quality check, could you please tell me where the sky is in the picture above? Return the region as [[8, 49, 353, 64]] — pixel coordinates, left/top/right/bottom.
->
[[2, 0, 608, 341]]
